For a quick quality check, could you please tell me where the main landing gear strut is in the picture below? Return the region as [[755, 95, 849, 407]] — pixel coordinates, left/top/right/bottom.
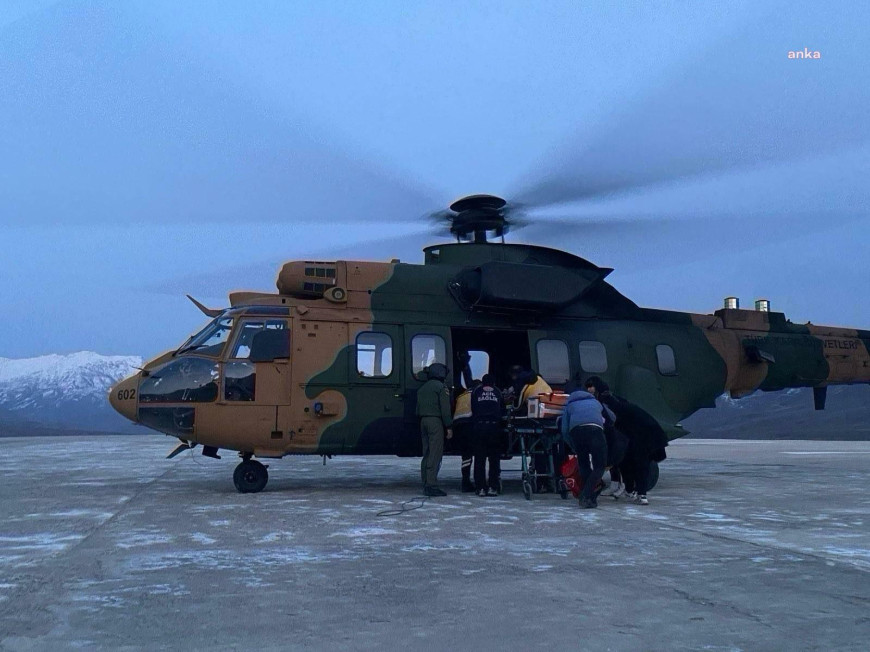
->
[[233, 453, 269, 493]]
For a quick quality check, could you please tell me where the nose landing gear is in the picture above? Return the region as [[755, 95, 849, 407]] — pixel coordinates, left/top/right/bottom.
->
[[233, 454, 269, 493]]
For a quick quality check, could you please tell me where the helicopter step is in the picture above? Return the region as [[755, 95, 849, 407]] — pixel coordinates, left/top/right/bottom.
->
[[233, 454, 269, 493]]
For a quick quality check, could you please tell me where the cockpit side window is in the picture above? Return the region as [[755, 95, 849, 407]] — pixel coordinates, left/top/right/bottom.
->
[[180, 317, 233, 357], [224, 319, 289, 402], [230, 319, 288, 360]]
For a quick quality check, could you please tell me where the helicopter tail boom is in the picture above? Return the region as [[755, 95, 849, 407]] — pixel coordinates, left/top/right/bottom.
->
[[692, 309, 870, 403]]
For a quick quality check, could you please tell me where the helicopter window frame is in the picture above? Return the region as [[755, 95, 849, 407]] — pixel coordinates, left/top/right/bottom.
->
[[411, 333, 447, 376], [179, 316, 234, 358], [356, 332, 394, 379], [536, 338, 571, 385], [579, 340, 608, 373], [229, 319, 289, 360], [656, 344, 678, 376]]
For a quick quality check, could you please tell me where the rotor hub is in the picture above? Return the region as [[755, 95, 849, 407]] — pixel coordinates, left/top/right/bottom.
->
[[445, 194, 509, 243]]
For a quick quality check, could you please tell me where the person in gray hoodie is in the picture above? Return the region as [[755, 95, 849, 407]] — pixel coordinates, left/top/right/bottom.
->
[[559, 390, 615, 508]]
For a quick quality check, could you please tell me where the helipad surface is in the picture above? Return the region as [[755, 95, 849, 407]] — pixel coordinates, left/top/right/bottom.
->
[[1, 436, 868, 651]]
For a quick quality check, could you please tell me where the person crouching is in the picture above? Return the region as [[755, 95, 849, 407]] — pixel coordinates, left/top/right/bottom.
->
[[558, 389, 614, 509]]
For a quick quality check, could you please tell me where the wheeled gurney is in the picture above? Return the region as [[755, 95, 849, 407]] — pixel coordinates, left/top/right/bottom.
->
[[505, 414, 570, 500]]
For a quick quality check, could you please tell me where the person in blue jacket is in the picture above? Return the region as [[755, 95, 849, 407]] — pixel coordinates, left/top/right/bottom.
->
[[558, 390, 615, 508]]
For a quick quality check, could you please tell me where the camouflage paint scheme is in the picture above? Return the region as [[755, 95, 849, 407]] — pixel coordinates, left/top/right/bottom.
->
[[110, 242, 870, 460]]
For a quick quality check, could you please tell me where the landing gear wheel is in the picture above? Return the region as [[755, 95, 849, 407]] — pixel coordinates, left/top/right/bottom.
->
[[647, 460, 660, 491], [233, 459, 269, 493], [522, 479, 533, 501], [558, 479, 569, 500]]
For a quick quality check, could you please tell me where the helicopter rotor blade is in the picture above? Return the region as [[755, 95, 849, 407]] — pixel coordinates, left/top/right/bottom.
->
[[512, 5, 870, 208], [513, 215, 682, 236], [519, 209, 868, 273], [145, 230, 434, 298], [0, 3, 440, 227]]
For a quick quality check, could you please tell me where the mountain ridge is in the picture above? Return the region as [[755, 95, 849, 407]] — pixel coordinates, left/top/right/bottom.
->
[[0, 351, 866, 439], [0, 351, 143, 435]]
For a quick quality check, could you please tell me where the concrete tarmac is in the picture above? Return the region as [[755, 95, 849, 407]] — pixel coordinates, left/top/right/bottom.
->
[[1, 437, 868, 651]]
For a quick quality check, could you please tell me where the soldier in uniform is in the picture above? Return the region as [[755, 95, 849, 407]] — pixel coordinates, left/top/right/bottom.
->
[[415, 363, 453, 497]]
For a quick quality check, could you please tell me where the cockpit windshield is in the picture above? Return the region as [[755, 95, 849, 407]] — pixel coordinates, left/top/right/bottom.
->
[[177, 316, 233, 357]]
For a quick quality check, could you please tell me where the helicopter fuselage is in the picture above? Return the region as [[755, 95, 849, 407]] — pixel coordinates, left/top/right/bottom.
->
[[110, 242, 870, 462]]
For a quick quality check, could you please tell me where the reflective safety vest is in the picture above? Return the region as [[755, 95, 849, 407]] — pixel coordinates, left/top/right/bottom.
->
[[453, 390, 472, 422], [518, 376, 553, 408]]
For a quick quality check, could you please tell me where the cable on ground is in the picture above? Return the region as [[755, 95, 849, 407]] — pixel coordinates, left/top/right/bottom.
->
[[376, 496, 430, 517]]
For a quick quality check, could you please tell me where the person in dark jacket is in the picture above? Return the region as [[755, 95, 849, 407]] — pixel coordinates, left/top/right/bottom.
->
[[584, 377, 627, 498], [558, 390, 614, 508], [470, 373, 505, 497], [584, 376, 668, 505], [415, 363, 453, 497]]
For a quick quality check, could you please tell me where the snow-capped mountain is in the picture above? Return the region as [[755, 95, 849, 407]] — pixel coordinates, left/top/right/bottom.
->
[[0, 352, 143, 435], [0, 351, 866, 438]]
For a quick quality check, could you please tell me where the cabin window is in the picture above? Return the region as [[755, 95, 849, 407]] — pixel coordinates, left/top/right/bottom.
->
[[230, 320, 289, 361], [579, 341, 608, 373], [356, 332, 393, 378], [656, 344, 677, 375], [411, 334, 447, 375], [536, 339, 570, 384]]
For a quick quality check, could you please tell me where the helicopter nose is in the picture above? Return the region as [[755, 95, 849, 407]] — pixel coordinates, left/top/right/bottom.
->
[[109, 374, 140, 422]]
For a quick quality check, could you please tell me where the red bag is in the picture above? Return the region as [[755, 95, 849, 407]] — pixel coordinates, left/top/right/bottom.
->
[[560, 455, 583, 498]]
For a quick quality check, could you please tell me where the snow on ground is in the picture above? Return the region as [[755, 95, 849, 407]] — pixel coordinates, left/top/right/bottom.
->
[[0, 436, 868, 650]]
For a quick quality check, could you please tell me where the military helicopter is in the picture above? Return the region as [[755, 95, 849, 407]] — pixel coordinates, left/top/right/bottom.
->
[[109, 192, 870, 493], [9, 1, 861, 494]]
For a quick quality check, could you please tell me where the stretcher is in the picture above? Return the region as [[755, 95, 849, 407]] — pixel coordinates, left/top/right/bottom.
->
[[505, 413, 570, 501]]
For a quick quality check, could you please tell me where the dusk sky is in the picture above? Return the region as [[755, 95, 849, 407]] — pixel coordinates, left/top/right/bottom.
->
[[1, 0, 867, 358]]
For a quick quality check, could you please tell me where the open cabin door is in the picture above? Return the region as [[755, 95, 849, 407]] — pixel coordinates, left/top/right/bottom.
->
[[450, 327, 531, 390]]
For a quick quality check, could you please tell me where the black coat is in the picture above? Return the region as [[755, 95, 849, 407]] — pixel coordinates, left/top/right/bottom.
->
[[600, 393, 668, 460], [471, 383, 504, 422]]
